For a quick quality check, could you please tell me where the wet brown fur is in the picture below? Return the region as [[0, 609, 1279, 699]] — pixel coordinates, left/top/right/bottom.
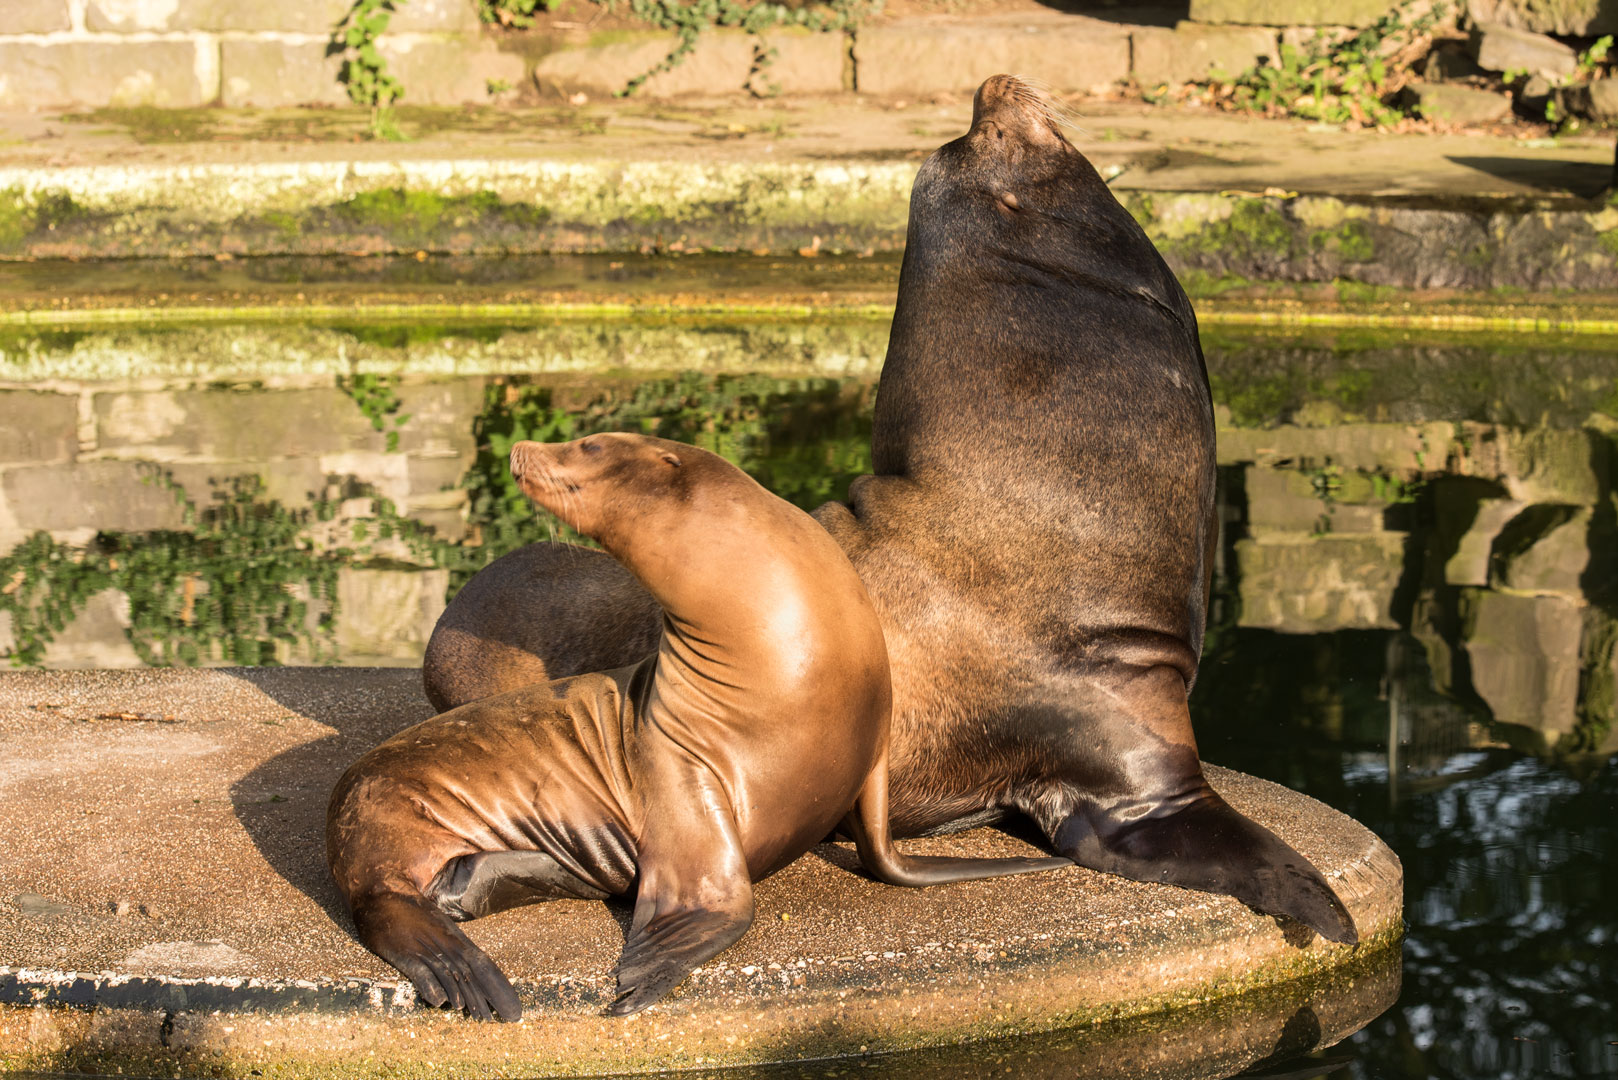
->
[[333, 432, 1066, 1022], [419, 77, 1358, 947]]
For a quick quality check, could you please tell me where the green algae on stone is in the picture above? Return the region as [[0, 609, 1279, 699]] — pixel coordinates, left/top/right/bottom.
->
[[1310, 220, 1375, 263], [329, 188, 551, 249]]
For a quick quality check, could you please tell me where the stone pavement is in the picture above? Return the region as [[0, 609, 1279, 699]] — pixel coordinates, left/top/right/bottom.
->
[[0, 667, 1402, 1077]]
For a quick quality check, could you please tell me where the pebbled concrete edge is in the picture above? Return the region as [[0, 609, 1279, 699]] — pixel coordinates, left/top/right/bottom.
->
[[0, 765, 1403, 1079]]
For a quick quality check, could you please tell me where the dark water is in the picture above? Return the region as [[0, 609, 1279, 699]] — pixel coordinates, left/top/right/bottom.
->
[[1, 317, 1616, 1077]]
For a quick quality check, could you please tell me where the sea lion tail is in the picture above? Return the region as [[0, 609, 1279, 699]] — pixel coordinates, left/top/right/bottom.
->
[[845, 751, 1073, 886], [350, 889, 523, 1022]]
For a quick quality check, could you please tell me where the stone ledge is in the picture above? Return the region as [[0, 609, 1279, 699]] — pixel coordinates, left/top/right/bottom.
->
[[0, 667, 1401, 1076]]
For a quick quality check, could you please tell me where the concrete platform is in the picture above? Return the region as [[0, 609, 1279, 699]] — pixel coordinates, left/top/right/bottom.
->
[[0, 668, 1402, 1078]]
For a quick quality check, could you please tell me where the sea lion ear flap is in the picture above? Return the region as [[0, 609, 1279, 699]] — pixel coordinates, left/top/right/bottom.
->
[[660, 451, 682, 468]]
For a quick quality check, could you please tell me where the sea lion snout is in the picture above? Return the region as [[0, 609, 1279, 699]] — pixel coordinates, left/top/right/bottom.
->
[[508, 439, 555, 482], [970, 74, 1067, 152]]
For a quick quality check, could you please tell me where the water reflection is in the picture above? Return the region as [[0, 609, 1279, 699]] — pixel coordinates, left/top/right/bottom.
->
[[1, 322, 1616, 1076]]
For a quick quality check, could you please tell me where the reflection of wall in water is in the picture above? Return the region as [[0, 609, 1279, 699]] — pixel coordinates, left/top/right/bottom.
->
[[0, 376, 487, 668], [1219, 412, 1618, 754], [0, 369, 872, 669]]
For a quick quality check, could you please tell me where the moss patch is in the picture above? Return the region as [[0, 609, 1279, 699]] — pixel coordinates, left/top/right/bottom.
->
[[1175, 198, 1294, 260], [0, 188, 91, 254], [326, 188, 550, 249], [1310, 220, 1375, 263]]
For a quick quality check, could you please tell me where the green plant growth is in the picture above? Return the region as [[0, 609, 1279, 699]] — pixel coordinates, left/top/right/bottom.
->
[[329, 188, 549, 248], [605, 0, 884, 97], [0, 474, 346, 668], [339, 373, 412, 452], [1208, 0, 1451, 128], [479, 0, 560, 27], [331, 0, 407, 140]]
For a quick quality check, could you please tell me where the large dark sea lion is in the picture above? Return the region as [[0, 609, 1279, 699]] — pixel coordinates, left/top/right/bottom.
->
[[331, 434, 1067, 1021], [421, 76, 1357, 945]]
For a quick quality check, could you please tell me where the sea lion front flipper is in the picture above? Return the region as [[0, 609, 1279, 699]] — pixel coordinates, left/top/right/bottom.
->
[[610, 759, 755, 1016], [1047, 666, 1357, 945], [844, 751, 1072, 886], [351, 890, 523, 1022]]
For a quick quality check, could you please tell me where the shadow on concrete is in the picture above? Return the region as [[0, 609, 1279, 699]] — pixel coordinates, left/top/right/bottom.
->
[[1446, 155, 1612, 198], [1032, 1, 1187, 28], [225, 668, 436, 930]]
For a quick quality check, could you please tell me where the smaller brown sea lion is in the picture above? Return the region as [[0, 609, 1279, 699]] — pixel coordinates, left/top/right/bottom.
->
[[327, 433, 1069, 1021]]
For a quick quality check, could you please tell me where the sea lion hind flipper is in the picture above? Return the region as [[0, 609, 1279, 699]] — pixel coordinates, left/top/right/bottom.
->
[[1051, 794, 1358, 945], [845, 751, 1072, 886], [352, 890, 523, 1022]]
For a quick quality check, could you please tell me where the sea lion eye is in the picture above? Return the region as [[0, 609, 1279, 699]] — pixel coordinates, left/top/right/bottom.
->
[[660, 452, 682, 468]]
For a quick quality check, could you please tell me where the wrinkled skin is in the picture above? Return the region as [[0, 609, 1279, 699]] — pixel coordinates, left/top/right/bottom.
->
[[331, 434, 1067, 1023], [422, 77, 1357, 946]]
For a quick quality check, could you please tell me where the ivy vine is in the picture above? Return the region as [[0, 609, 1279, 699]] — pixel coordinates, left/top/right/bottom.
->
[[331, 0, 407, 140]]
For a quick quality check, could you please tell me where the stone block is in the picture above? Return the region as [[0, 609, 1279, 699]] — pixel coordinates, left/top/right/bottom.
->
[[380, 37, 527, 105], [405, 454, 470, 501], [1423, 42, 1484, 82], [91, 0, 474, 35], [333, 567, 449, 664], [534, 30, 754, 98], [1490, 505, 1591, 596], [220, 39, 349, 108], [1469, 21, 1576, 79], [1216, 420, 1433, 474], [89, 0, 343, 33], [166, 463, 327, 521], [389, 0, 482, 34], [1565, 77, 1618, 122], [1497, 427, 1604, 504], [5, 0, 70, 33], [1460, 590, 1582, 739], [1435, 488, 1525, 586], [39, 590, 145, 670], [1189, 0, 1395, 26], [0, 41, 208, 110], [1405, 82, 1513, 125], [2, 462, 190, 535], [0, 392, 77, 466], [1132, 23, 1278, 86], [1518, 73, 1554, 115], [391, 381, 484, 458], [1243, 466, 1385, 536], [857, 15, 1131, 97], [94, 389, 382, 462], [763, 29, 847, 94], [1235, 534, 1407, 633], [1466, 0, 1618, 36], [85, 0, 186, 31]]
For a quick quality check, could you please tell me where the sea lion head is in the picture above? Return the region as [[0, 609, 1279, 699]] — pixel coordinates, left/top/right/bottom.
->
[[508, 433, 784, 597], [510, 432, 700, 543], [904, 74, 1150, 289]]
